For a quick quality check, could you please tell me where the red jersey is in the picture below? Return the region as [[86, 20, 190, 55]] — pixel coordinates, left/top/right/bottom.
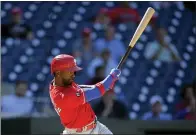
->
[[175, 101, 189, 112], [185, 113, 196, 120], [105, 7, 157, 26], [106, 7, 141, 24], [49, 81, 95, 128]]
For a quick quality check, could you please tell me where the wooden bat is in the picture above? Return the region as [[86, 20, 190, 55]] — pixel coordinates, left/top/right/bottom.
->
[[117, 7, 155, 69]]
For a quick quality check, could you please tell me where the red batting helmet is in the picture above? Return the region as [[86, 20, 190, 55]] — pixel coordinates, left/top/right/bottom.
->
[[50, 54, 82, 74]]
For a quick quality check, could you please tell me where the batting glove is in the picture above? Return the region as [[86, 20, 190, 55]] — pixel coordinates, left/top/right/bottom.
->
[[95, 68, 121, 95], [109, 68, 121, 80]]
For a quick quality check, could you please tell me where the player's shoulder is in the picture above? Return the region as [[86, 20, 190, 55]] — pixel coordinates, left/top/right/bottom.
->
[[1, 95, 14, 108], [95, 38, 105, 43], [50, 85, 70, 94], [50, 87, 70, 104], [50, 83, 80, 99], [1, 94, 15, 102]]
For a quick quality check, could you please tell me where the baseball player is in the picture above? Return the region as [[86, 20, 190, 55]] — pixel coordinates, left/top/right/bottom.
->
[[49, 54, 121, 134]]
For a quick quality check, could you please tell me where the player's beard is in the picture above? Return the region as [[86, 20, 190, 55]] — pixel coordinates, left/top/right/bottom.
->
[[62, 78, 73, 86]]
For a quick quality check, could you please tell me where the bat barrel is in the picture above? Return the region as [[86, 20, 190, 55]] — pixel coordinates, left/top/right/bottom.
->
[[116, 7, 155, 70]]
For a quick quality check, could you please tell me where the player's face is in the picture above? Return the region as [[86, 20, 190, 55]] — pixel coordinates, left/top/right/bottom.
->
[[152, 102, 162, 114], [105, 26, 115, 39], [12, 14, 22, 23], [60, 71, 75, 86], [83, 35, 91, 43], [185, 87, 194, 100], [16, 83, 27, 96], [101, 51, 110, 61]]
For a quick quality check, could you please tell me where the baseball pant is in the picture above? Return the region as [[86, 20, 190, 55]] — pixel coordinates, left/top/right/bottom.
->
[[62, 121, 113, 134]]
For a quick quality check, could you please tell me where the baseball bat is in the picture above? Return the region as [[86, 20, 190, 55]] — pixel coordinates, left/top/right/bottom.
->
[[117, 7, 155, 69]]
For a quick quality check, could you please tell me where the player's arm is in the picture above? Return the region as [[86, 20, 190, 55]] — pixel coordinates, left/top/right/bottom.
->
[[81, 68, 121, 102]]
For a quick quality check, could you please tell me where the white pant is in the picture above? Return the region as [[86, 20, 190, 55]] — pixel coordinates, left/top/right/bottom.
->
[[62, 121, 113, 134]]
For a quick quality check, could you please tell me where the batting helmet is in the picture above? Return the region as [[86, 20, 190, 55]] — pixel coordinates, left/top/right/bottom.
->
[[50, 54, 82, 74]]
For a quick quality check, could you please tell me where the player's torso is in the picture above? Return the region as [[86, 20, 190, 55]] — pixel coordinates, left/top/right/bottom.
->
[[49, 82, 95, 128], [61, 103, 95, 128]]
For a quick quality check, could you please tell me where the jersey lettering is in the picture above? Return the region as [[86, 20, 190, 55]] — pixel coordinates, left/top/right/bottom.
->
[[55, 107, 61, 116]]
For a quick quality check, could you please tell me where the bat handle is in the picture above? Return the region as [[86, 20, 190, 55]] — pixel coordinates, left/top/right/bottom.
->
[[117, 46, 133, 69]]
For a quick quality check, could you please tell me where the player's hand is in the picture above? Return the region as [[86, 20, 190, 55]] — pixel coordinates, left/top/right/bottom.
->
[[109, 68, 121, 80]]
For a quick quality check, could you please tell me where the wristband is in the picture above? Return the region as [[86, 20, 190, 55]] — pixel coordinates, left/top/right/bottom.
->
[[110, 74, 117, 89], [95, 82, 105, 96]]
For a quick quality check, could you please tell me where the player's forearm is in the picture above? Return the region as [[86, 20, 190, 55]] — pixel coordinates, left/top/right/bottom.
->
[[83, 75, 115, 102], [83, 69, 121, 102], [83, 85, 103, 102], [99, 75, 115, 91]]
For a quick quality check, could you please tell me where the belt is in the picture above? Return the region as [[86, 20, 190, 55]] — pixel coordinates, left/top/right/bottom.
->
[[76, 120, 96, 132], [66, 118, 97, 133]]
